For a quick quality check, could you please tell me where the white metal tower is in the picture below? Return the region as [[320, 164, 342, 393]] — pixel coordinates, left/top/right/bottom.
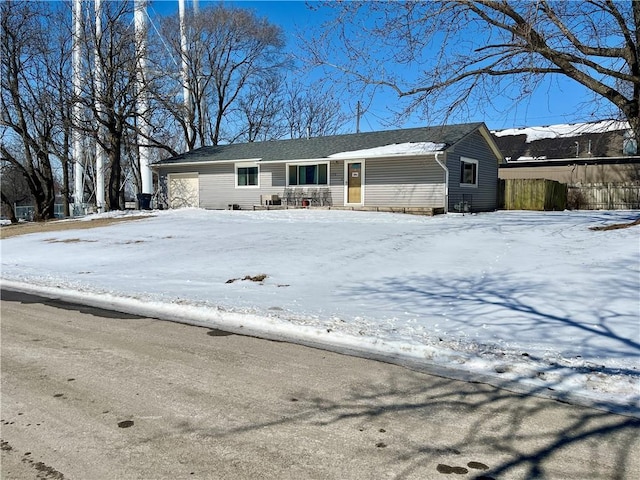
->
[[134, 0, 153, 195], [94, 0, 106, 211], [72, 0, 84, 212], [178, 0, 192, 150]]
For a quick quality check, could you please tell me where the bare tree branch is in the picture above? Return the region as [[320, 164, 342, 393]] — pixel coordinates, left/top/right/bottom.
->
[[304, 0, 639, 140], [1, 1, 57, 220]]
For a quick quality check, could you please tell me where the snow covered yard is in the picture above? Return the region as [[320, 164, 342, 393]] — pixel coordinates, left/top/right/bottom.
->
[[1, 208, 639, 415]]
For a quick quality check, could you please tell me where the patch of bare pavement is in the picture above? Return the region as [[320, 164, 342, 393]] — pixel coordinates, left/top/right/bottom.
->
[[1, 290, 639, 479], [0, 215, 152, 239]]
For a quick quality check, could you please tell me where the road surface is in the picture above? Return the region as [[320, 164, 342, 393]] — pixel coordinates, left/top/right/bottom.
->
[[1, 290, 638, 479]]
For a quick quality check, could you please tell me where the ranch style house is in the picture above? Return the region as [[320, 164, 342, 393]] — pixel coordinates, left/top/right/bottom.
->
[[153, 122, 504, 214]]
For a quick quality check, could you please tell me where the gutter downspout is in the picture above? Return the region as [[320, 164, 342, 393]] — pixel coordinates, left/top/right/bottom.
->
[[435, 152, 449, 213]]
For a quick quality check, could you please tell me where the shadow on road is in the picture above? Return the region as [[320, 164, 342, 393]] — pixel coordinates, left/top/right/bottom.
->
[[0, 289, 146, 320], [194, 371, 640, 479]]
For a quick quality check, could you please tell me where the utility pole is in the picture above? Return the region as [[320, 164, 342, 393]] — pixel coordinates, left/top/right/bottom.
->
[[356, 101, 361, 134]]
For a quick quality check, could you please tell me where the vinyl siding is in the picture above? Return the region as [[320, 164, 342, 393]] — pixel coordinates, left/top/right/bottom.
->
[[197, 164, 240, 209], [196, 163, 310, 209], [446, 131, 500, 212], [327, 161, 343, 206], [159, 162, 341, 209], [363, 157, 445, 207]]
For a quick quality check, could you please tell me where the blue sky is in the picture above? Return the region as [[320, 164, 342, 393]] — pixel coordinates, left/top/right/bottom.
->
[[148, 0, 617, 132]]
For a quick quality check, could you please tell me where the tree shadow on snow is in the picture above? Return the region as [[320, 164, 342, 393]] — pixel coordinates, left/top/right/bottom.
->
[[341, 261, 639, 360], [335, 261, 640, 419]]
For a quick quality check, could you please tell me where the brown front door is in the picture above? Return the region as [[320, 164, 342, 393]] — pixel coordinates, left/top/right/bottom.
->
[[347, 162, 362, 204]]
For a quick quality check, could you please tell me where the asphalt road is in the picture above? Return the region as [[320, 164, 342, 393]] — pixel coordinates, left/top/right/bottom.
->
[[1, 290, 638, 480]]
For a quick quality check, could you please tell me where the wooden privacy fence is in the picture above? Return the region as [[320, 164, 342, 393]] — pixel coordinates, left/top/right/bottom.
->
[[500, 180, 640, 210], [567, 183, 640, 210], [501, 179, 567, 211]]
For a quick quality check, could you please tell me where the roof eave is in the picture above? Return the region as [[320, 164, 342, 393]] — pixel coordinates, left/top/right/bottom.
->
[[155, 152, 449, 167], [152, 157, 262, 168], [258, 157, 332, 164]]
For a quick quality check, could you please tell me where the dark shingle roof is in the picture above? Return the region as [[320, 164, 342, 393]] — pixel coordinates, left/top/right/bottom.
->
[[493, 130, 625, 160], [155, 123, 485, 165], [491, 121, 631, 160]]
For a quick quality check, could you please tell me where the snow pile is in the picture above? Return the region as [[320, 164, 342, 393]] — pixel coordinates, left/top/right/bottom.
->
[[2, 209, 639, 415], [329, 142, 446, 158], [75, 209, 157, 222], [493, 120, 630, 142]]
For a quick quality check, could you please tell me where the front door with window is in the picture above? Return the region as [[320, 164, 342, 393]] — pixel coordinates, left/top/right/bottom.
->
[[346, 162, 362, 204]]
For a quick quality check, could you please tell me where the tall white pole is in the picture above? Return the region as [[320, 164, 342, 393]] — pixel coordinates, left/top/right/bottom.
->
[[94, 0, 105, 212], [179, 0, 191, 150], [134, 0, 153, 195], [72, 0, 84, 212]]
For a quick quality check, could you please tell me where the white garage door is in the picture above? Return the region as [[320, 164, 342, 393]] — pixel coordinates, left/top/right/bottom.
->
[[168, 173, 199, 209]]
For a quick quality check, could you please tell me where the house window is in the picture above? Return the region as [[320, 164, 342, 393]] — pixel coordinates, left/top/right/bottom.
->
[[460, 158, 478, 187], [288, 163, 328, 186], [236, 163, 259, 187]]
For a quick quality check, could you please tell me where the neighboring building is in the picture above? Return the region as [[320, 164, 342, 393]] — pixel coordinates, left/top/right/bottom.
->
[[153, 122, 503, 213], [497, 157, 640, 185], [494, 120, 640, 184], [493, 120, 640, 210]]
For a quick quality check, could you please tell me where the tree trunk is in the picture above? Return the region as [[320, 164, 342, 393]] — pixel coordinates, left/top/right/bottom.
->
[[60, 124, 71, 217], [30, 183, 55, 221], [61, 158, 70, 218], [34, 151, 56, 220], [107, 135, 123, 211], [1, 192, 18, 223], [629, 116, 640, 151]]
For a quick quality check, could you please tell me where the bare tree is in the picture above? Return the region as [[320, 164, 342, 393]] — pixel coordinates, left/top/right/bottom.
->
[[234, 73, 286, 142], [306, 1, 639, 141], [154, 5, 286, 148], [48, 3, 75, 218], [283, 80, 348, 139], [1, 1, 59, 221]]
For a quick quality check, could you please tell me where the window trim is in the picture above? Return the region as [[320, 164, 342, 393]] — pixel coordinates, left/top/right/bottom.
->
[[235, 162, 260, 188], [286, 162, 330, 187], [459, 157, 478, 188]]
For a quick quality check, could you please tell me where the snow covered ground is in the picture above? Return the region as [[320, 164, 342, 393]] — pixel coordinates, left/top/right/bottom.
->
[[1, 209, 639, 416]]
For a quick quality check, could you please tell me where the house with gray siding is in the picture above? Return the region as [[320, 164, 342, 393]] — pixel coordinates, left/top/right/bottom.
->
[[153, 122, 503, 213]]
